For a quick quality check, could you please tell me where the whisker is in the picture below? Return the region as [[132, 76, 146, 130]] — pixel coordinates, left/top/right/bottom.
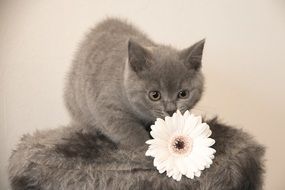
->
[[179, 106, 189, 113], [152, 109, 166, 119]]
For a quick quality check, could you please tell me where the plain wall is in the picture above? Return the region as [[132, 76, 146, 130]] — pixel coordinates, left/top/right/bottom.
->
[[1, 0, 284, 189]]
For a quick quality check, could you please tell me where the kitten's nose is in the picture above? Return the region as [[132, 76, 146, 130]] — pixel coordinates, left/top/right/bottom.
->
[[166, 110, 176, 116]]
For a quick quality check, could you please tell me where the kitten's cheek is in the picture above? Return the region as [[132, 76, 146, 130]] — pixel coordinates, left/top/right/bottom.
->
[[157, 112, 167, 119], [150, 112, 159, 119]]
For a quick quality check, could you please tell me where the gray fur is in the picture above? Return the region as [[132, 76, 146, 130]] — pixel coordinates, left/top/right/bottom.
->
[[9, 18, 265, 189]]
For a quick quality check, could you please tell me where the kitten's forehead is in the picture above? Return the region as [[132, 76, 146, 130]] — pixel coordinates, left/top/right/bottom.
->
[[150, 46, 188, 78], [152, 66, 188, 91], [143, 47, 191, 92], [151, 46, 180, 62]]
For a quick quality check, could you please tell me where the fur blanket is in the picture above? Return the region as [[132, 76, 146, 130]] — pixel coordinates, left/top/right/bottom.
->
[[9, 118, 265, 190]]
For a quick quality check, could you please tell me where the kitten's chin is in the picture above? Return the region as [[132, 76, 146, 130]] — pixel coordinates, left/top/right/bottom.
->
[[179, 109, 188, 115]]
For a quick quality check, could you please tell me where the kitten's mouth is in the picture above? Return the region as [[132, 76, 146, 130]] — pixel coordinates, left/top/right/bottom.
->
[[166, 111, 176, 117], [152, 109, 188, 120], [164, 109, 187, 117]]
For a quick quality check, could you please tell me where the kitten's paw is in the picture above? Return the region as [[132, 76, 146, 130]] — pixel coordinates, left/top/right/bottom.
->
[[120, 138, 148, 150], [120, 129, 150, 149]]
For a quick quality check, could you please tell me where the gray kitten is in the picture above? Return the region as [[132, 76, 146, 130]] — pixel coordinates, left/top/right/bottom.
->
[[65, 18, 204, 148], [9, 18, 265, 190]]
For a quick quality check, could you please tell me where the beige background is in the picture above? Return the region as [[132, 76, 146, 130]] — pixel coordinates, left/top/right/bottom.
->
[[1, 0, 284, 189]]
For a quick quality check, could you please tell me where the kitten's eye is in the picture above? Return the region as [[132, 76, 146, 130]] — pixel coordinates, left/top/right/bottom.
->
[[178, 90, 189, 99], [149, 91, 161, 101]]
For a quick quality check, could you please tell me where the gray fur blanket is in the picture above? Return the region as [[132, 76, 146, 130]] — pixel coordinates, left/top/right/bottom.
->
[[9, 118, 264, 190]]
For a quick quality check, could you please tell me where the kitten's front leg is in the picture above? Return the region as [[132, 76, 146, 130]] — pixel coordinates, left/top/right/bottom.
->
[[100, 115, 150, 149]]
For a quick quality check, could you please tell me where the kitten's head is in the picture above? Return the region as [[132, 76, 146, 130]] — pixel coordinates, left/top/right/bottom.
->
[[124, 39, 205, 122]]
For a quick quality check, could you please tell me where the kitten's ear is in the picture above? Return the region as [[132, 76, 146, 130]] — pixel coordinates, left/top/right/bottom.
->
[[180, 39, 205, 70], [128, 39, 152, 73]]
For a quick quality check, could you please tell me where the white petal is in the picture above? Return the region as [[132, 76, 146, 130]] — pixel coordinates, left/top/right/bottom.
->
[[204, 129, 212, 138], [145, 139, 155, 145], [176, 110, 182, 117], [185, 156, 200, 173], [176, 112, 186, 133], [196, 124, 212, 138], [183, 110, 191, 117], [166, 169, 175, 177], [190, 123, 208, 138], [189, 153, 206, 170], [157, 160, 168, 173], [194, 170, 201, 177], [154, 157, 163, 167], [186, 171, 195, 179], [163, 156, 175, 173], [184, 158, 195, 179], [192, 146, 216, 158], [206, 147, 216, 155], [150, 129, 171, 141], [158, 169, 165, 174], [194, 138, 215, 147], [173, 171, 182, 181], [183, 118, 196, 134], [204, 138, 215, 146], [175, 158, 187, 175], [190, 115, 202, 126], [204, 156, 213, 165], [164, 116, 177, 133], [155, 118, 166, 127], [150, 139, 168, 148], [184, 115, 201, 135], [145, 149, 154, 156]]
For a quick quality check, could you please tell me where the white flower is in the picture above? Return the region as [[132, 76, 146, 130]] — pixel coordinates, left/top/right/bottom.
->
[[145, 110, 216, 181]]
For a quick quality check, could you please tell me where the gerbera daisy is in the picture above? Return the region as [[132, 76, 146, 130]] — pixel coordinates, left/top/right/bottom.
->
[[145, 110, 216, 181]]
